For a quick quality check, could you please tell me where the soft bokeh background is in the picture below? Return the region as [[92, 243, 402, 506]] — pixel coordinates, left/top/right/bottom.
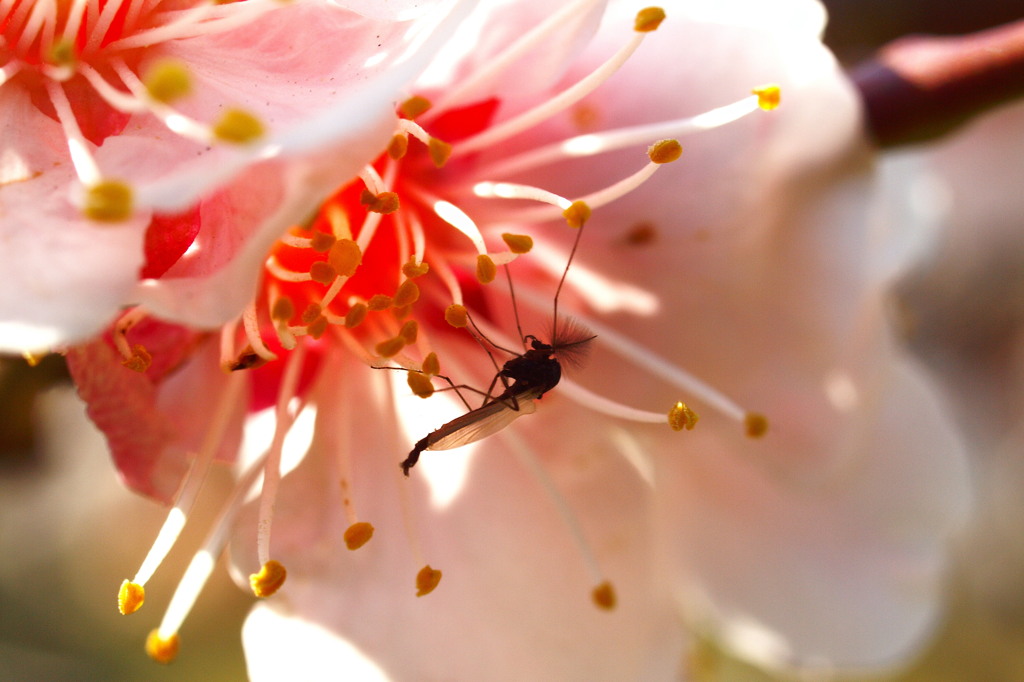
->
[[2, 1, 1023, 679]]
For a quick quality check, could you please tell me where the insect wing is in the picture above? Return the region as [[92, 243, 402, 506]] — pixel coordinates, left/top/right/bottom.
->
[[426, 391, 539, 451]]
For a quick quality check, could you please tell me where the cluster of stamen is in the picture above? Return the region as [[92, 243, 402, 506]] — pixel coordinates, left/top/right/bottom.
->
[[2, 0, 279, 223], [107, 6, 780, 663]]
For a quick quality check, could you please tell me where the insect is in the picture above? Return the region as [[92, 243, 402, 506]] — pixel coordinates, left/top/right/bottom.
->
[[399, 225, 594, 476]]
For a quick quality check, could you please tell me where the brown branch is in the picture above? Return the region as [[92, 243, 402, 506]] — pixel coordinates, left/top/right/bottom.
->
[[852, 19, 1024, 147]]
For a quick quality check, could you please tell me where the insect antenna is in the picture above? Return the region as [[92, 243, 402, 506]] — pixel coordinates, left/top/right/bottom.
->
[[551, 221, 587, 343]]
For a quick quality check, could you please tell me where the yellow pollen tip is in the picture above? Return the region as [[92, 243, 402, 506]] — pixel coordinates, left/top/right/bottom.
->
[[408, 371, 435, 398], [376, 336, 406, 358], [592, 581, 617, 610], [145, 629, 180, 664], [402, 258, 430, 278], [422, 352, 440, 376], [635, 7, 666, 32], [668, 401, 699, 431], [249, 559, 287, 598], [359, 190, 400, 215], [445, 304, 469, 328], [118, 580, 145, 615], [476, 254, 497, 284], [400, 320, 419, 344], [428, 138, 453, 168], [121, 344, 152, 373], [563, 201, 591, 228], [648, 139, 682, 164], [753, 84, 781, 111], [22, 351, 46, 367], [309, 261, 337, 284], [344, 303, 368, 328], [48, 38, 76, 66], [416, 565, 443, 597], [143, 60, 192, 104], [745, 412, 769, 438], [399, 95, 432, 119], [271, 296, 295, 322], [310, 231, 336, 252], [394, 280, 421, 308], [501, 233, 534, 254], [84, 180, 134, 222], [368, 294, 393, 311], [387, 134, 409, 160], [212, 108, 264, 144], [328, 238, 362, 277], [344, 521, 375, 550]]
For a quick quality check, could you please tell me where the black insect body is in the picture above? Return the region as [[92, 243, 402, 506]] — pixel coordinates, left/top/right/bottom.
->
[[400, 334, 590, 476]]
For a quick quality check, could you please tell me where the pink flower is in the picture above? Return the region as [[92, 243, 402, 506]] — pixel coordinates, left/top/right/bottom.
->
[[0, 0, 467, 352], [60, 0, 969, 676]]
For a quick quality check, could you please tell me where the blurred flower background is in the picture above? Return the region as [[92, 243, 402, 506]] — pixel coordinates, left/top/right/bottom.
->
[[2, 0, 1023, 679]]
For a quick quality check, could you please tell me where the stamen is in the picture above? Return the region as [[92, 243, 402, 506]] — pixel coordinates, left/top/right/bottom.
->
[[432, 199, 488, 255], [502, 429, 615, 610], [502, 233, 534, 254], [504, 142, 681, 224], [211, 108, 264, 144], [249, 559, 287, 598], [407, 371, 435, 398], [668, 401, 699, 431], [476, 254, 497, 284], [344, 521, 375, 550], [745, 412, 769, 437], [255, 343, 308, 571], [145, 629, 180, 665], [142, 59, 193, 103], [452, 7, 664, 158], [424, 0, 606, 116], [416, 565, 443, 596], [753, 84, 781, 111], [242, 301, 277, 362], [150, 444, 273, 662], [398, 95, 432, 119], [118, 372, 247, 614]]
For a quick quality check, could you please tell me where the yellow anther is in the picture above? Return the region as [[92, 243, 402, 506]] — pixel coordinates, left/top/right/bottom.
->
[[400, 319, 419, 344], [753, 84, 781, 111], [48, 38, 76, 66], [634, 7, 666, 32], [422, 352, 440, 376], [367, 294, 393, 311], [668, 401, 699, 431], [648, 139, 682, 164], [22, 351, 46, 367], [501, 233, 534, 254], [376, 336, 406, 358], [309, 261, 337, 284], [84, 180, 133, 222], [387, 133, 409, 160], [344, 303, 368, 328], [310, 231, 336, 252], [121, 344, 152, 373], [399, 95, 432, 119], [328, 238, 362, 277], [402, 258, 430, 278], [303, 315, 326, 339], [360, 190, 400, 215], [394, 279, 420, 308], [408, 371, 435, 398], [563, 200, 591, 228], [249, 559, 287, 598], [428, 138, 453, 168], [745, 412, 769, 438], [476, 254, 497, 284], [301, 303, 322, 324], [143, 59, 192, 103], [445, 304, 468, 328], [271, 296, 295, 322], [145, 629, 180, 664], [118, 580, 145, 615], [344, 522, 375, 550], [212, 108, 264, 144], [416, 565, 442, 597], [592, 581, 617, 610]]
